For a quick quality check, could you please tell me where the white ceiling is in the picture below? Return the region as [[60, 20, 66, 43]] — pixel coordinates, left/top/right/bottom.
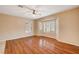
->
[[0, 5, 78, 20]]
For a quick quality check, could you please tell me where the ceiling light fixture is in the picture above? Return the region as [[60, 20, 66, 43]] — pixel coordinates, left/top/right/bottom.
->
[[18, 5, 37, 15]]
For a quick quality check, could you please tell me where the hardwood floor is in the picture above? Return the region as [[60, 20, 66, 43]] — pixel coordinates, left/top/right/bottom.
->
[[5, 36, 79, 54]]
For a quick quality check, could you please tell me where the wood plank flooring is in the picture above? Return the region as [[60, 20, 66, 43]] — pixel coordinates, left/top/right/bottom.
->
[[5, 36, 79, 54]]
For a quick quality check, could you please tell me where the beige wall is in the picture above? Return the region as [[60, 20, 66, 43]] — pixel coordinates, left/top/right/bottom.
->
[[33, 20, 38, 35], [57, 8, 79, 46], [0, 14, 33, 41], [35, 7, 79, 46]]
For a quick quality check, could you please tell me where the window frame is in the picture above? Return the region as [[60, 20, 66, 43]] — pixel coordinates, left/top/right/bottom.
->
[[39, 19, 56, 34]]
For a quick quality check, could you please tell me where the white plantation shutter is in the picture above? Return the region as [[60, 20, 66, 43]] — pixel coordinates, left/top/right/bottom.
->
[[25, 22, 32, 34], [39, 19, 56, 33]]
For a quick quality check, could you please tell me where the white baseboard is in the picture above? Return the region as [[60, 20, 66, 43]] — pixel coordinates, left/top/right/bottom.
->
[[0, 32, 33, 41]]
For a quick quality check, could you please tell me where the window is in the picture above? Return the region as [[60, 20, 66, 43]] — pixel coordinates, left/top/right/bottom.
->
[[25, 22, 32, 34], [39, 19, 56, 33]]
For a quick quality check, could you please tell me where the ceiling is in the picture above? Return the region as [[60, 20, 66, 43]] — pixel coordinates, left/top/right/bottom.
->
[[0, 5, 78, 20]]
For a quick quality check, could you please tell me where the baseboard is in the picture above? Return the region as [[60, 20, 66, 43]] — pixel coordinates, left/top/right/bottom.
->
[[57, 39, 79, 47], [0, 33, 33, 41]]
